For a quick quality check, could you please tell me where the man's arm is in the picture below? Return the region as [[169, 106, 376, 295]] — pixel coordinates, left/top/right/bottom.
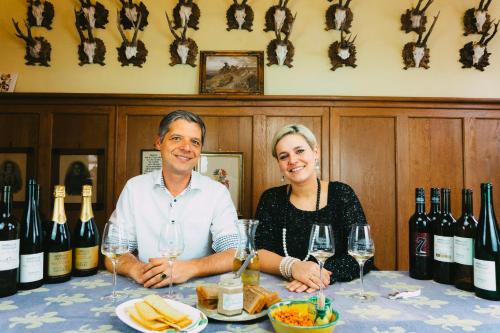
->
[[104, 252, 145, 283]]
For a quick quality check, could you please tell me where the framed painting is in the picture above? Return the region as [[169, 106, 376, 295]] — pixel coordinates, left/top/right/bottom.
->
[[199, 51, 264, 95], [52, 148, 105, 209], [196, 152, 243, 215], [140, 149, 162, 174], [0, 147, 34, 204]]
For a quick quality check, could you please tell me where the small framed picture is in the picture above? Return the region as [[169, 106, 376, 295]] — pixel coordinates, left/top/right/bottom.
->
[[0, 147, 34, 205], [196, 152, 243, 215], [199, 51, 264, 95], [52, 149, 105, 209], [0, 73, 18, 93], [140, 149, 162, 174]]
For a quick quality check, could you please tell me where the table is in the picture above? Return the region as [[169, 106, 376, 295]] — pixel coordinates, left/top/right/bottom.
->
[[1, 271, 499, 332]]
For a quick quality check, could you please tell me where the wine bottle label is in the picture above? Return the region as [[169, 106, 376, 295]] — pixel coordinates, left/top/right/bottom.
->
[[0, 239, 20, 271], [48, 250, 72, 277], [474, 259, 497, 291], [414, 232, 430, 257], [222, 292, 244, 311], [75, 246, 99, 270], [20, 252, 44, 283], [453, 236, 474, 266], [434, 235, 454, 262]]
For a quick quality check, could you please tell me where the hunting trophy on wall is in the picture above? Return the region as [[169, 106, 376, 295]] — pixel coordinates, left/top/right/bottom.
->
[[75, 10, 105, 66], [460, 21, 498, 71], [463, 0, 493, 35], [27, 0, 54, 30], [119, 0, 149, 31], [76, 0, 108, 29], [166, 13, 198, 67], [402, 12, 439, 69], [267, 13, 296, 68], [117, 13, 148, 67], [264, 0, 293, 34], [172, 0, 200, 30], [328, 31, 357, 71], [325, 0, 353, 33], [226, 0, 254, 31], [12, 19, 51, 66], [401, 0, 433, 34]]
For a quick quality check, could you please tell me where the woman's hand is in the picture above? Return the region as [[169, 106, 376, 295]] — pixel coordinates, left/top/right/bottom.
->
[[289, 260, 331, 292], [286, 279, 318, 293]]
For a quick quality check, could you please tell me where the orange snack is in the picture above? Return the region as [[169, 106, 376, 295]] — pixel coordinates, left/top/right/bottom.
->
[[272, 308, 315, 327]]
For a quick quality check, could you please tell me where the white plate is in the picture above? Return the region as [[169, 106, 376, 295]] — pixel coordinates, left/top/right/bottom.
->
[[115, 298, 208, 333], [196, 303, 268, 322]]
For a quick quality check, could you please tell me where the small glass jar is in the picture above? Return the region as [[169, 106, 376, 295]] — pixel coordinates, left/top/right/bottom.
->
[[217, 274, 243, 316]]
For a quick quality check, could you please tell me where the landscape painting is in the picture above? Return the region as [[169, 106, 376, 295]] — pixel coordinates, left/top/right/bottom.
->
[[199, 51, 264, 95]]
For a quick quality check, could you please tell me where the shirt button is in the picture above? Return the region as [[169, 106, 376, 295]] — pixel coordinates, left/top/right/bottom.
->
[[174, 199, 177, 202]]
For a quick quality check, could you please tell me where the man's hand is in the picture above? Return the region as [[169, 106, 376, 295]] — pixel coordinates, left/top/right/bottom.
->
[[140, 257, 199, 289], [289, 261, 331, 292]]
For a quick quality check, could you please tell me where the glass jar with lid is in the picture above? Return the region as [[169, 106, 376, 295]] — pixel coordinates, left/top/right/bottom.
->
[[217, 274, 243, 316]]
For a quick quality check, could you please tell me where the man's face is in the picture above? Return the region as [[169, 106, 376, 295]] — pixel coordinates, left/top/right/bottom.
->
[[155, 119, 202, 176]]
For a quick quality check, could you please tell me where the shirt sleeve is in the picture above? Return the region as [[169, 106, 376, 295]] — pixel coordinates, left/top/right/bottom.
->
[[108, 183, 138, 254], [209, 185, 239, 253], [254, 188, 284, 255], [325, 183, 374, 283]]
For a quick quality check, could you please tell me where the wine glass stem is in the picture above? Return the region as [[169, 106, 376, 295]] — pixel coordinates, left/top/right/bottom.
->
[[359, 261, 365, 298], [112, 259, 117, 300], [168, 259, 174, 297], [319, 261, 324, 309]]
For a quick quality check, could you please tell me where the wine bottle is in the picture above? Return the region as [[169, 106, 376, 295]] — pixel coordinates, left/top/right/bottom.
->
[[453, 189, 477, 291], [474, 183, 500, 300], [433, 188, 456, 284], [409, 188, 433, 280], [428, 187, 441, 227], [73, 185, 99, 276], [19, 179, 44, 290], [44, 185, 72, 283], [0, 186, 20, 297]]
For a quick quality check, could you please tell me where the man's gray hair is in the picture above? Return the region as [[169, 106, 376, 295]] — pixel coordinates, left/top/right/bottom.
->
[[271, 124, 318, 159], [158, 110, 206, 144]]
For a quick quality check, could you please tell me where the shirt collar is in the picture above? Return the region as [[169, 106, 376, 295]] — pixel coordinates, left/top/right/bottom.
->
[[154, 169, 202, 193]]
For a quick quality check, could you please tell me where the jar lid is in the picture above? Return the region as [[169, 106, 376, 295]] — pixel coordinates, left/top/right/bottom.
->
[[219, 273, 242, 287]]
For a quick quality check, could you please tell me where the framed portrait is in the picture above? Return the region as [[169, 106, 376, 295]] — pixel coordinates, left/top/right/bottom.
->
[[51, 149, 105, 210], [196, 152, 243, 215], [140, 149, 162, 174], [199, 51, 264, 95], [0, 147, 34, 204]]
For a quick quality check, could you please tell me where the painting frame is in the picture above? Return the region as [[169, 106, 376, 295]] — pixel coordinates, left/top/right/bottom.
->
[[51, 148, 105, 210], [196, 152, 243, 216], [140, 149, 162, 174], [0, 147, 34, 206], [199, 51, 264, 95]]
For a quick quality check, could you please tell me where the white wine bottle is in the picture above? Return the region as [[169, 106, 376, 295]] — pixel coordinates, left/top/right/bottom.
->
[[0, 186, 20, 297]]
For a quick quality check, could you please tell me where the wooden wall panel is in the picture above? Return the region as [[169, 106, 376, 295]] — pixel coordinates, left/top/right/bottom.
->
[[0, 113, 39, 147], [339, 116, 397, 270]]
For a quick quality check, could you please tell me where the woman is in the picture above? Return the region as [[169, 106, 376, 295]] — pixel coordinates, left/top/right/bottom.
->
[[255, 124, 373, 293]]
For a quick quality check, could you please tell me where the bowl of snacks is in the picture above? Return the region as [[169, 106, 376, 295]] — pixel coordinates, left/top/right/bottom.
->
[[267, 298, 339, 333]]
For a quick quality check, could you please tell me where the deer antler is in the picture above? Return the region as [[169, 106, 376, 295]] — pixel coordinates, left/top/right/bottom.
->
[[284, 13, 297, 42], [482, 20, 499, 45], [415, 0, 423, 12], [345, 0, 352, 8], [131, 12, 142, 45], [117, 11, 128, 42], [165, 12, 180, 40], [484, 0, 493, 11], [421, 11, 439, 45], [12, 19, 30, 43], [420, 0, 433, 13], [75, 10, 85, 42]]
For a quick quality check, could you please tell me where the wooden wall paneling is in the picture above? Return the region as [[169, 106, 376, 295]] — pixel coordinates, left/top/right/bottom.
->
[[408, 118, 464, 218], [396, 115, 410, 270], [466, 117, 500, 220], [252, 114, 267, 215], [339, 115, 397, 270]]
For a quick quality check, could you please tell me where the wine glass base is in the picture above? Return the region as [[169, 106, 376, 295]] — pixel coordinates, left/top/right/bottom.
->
[[350, 293, 374, 301], [160, 291, 183, 300], [101, 292, 127, 302]]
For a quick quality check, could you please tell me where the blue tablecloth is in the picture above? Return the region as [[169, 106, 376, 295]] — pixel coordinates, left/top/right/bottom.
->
[[1, 270, 499, 333]]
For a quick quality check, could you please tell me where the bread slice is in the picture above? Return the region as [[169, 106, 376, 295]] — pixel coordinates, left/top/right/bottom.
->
[[144, 294, 188, 323], [196, 284, 219, 300], [247, 285, 281, 308], [243, 285, 266, 314]]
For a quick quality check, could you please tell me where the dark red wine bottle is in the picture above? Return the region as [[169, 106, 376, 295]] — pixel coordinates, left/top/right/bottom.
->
[[0, 186, 20, 297], [433, 188, 456, 284], [409, 188, 433, 280], [453, 189, 477, 291]]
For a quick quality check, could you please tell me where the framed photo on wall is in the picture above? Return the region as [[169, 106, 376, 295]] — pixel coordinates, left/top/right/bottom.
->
[[140, 149, 162, 174], [199, 51, 264, 95], [0, 147, 34, 205], [52, 148, 105, 209], [196, 152, 243, 215]]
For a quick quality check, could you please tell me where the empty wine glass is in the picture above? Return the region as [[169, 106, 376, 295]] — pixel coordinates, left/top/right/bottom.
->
[[100, 221, 129, 302], [348, 224, 375, 300], [308, 223, 335, 309], [158, 220, 184, 299]]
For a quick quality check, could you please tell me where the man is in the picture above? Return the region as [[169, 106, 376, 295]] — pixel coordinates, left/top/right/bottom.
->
[[106, 110, 239, 288]]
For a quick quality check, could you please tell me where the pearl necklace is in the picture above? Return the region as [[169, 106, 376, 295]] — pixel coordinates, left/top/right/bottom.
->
[[282, 178, 321, 261]]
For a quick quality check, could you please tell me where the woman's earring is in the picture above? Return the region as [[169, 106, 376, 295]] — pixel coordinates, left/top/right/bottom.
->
[[281, 175, 285, 183], [315, 160, 320, 171]]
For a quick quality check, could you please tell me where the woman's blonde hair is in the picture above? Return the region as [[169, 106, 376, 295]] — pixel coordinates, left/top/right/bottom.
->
[[271, 124, 318, 159]]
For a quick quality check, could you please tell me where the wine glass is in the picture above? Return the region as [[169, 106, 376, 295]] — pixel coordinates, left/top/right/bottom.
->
[[348, 224, 375, 300], [308, 223, 335, 310], [158, 220, 184, 299], [100, 221, 129, 302]]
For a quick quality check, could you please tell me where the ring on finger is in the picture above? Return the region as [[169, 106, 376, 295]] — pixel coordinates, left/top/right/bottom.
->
[[160, 273, 169, 280]]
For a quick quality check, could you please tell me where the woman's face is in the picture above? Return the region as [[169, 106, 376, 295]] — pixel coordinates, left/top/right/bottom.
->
[[275, 133, 318, 185]]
